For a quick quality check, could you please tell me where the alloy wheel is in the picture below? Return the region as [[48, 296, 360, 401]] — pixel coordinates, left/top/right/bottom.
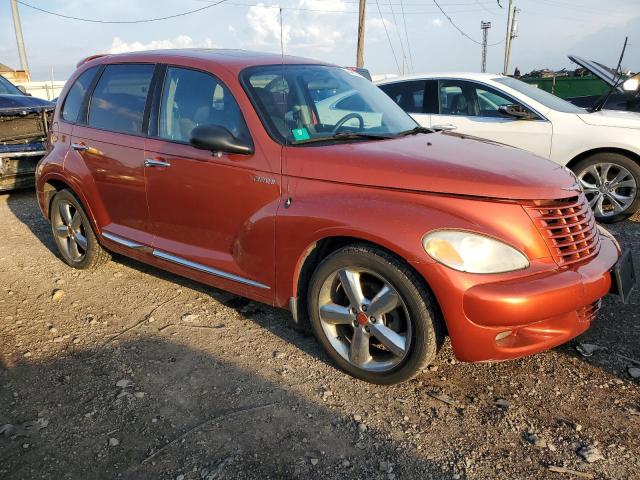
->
[[52, 199, 88, 263], [317, 267, 412, 372], [578, 162, 637, 217]]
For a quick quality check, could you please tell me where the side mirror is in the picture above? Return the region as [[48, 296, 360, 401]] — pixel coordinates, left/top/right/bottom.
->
[[499, 104, 536, 120], [16, 85, 31, 96], [622, 76, 639, 93], [189, 125, 253, 155]]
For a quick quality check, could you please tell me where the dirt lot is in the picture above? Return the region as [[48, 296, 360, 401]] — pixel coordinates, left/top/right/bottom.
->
[[1, 189, 639, 480]]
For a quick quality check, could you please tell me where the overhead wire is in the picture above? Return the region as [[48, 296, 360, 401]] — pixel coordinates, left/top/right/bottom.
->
[[399, 0, 415, 73], [15, 0, 230, 23], [386, 0, 408, 73], [374, 0, 402, 74], [432, 0, 503, 45]]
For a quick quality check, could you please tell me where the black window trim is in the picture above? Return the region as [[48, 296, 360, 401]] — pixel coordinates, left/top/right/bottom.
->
[[80, 62, 158, 138], [149, 63, 254, 150]]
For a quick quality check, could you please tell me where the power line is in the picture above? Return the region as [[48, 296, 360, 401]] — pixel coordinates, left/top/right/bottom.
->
[[432, 0, 503, 45], [399, 0, 415, 73], [386, 0, 408, 73], [15, 0, 230, 23], [375, 0, 402, 74]]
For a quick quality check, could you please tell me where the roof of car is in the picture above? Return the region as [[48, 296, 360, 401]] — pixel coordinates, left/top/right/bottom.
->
[[82, 48, 331, 73], [375, 72, 506, 84]]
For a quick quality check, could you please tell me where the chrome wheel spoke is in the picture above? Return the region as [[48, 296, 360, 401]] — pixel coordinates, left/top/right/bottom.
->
[[319, 303, 353, 325], [367, 285, 400, 318], [68, 237, 82, 260], [349, 327, 371, 366], [613, 179, 636, 189], [55, 225, 69, 238], [584, 165, 602, 184], [59, 201, 73, 225], [338, 269, 365, 308], [370, 323, 406, 356], [70, 212, 82, 230], [606, 194, 624, 214], [587, 193, 600, 208], [595, 195, 606, 217], [74, 232, 88, 251]]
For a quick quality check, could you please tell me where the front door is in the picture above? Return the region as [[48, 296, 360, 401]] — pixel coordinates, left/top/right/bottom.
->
[[431, 79, 553, 158], [69, 63, 155, 246], [144, 66, 279, 300], [378, 79, 437, 128]]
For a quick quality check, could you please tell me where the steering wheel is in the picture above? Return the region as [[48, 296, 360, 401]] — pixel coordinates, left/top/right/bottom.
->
[[332, 113, 364, 133]]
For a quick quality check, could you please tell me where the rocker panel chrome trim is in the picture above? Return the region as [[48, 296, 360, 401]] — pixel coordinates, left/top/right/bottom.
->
[[102, 232, 145, 249], [151, 249, 270, 290]]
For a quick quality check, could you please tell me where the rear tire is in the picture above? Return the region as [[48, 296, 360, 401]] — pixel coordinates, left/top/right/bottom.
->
[[50, 189, 110, 270], [572, 152, 640, 223], [307, 244, 442, 384]]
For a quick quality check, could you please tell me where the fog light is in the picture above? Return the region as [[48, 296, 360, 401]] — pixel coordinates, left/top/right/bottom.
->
[[495, 330, 513, 341]]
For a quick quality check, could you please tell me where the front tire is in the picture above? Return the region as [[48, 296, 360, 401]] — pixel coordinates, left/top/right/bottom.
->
[[50, 189, 110, 269], [307, 244, 442, 384], [573, 152, 640, 223]]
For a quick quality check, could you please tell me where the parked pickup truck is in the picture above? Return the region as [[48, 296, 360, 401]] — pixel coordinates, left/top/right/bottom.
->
[[0, 74, 54, 191]]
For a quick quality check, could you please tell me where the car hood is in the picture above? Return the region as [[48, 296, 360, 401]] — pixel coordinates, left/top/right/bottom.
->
[[568, 55, 622, 90], [286, 132, 578, 200], [577, 109, 640, 129], [0, 94, 54, 112]]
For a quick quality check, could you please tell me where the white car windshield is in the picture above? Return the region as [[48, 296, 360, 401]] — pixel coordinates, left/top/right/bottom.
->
[[494, 76, 585, 114], [242, 65, 419, 145]]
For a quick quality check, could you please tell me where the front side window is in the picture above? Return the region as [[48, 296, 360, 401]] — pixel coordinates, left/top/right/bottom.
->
[[62, 66, 99, 123], [475, 86, 520, 117], [88, 64, 154, 135], [439, 80, 475, 116], [242, 65, 416, 144], [158, 67, 249, 144]]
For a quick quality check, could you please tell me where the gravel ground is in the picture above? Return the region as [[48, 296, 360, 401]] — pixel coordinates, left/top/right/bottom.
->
[[1, 189, 639, 480]]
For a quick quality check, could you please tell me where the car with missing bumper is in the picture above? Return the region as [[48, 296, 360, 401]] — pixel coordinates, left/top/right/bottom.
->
[[377, 73, 640, 223], [0, 74, 54, 191], [36, 50, 636, 384]]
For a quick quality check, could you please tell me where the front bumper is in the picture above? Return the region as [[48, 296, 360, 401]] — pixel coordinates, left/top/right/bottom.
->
[[416, 236, 619, 362]]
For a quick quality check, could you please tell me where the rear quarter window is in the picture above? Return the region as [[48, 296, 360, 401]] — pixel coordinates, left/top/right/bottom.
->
[[61, 66, 99, 123], [87, 64, 155, 135]]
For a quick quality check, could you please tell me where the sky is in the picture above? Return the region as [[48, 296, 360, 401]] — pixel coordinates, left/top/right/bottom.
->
[[1, 0, 639, 81]]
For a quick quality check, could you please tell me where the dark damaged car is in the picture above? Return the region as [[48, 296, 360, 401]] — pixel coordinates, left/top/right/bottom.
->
[[0, 75, 54, 191]]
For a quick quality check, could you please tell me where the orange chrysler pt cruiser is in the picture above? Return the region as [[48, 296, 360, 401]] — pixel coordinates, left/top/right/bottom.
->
[[36, 50, 636, 384]]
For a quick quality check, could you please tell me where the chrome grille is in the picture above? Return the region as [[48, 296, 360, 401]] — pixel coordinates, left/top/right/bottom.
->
[[525, 195, 601, 267]]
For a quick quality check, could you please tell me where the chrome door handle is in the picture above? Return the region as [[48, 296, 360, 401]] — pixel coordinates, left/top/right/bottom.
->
[[71, 142, 90, 151], [431, 124, 457, 131], [145, 158, 171, 168]]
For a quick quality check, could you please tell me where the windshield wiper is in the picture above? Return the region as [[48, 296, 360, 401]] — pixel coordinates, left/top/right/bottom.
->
[[292, 131, 394, 145], [398, 126, 435, 136]]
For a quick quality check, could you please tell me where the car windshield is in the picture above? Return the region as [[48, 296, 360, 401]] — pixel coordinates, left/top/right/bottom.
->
[[0, 75, 23, 95], [494, 76, 585, 114], [242, 64, 418, 144]]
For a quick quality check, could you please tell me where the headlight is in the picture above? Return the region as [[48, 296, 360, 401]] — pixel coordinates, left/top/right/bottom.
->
[[422, 230, 529, 273], [596, 224, 620, 252]]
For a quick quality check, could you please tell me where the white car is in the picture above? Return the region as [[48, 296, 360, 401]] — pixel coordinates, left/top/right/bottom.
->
[[377, 73, 640, 222]]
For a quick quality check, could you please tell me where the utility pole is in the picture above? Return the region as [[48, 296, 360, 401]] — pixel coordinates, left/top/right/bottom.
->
[[10, 0, 29, 77], [502, 0, 512, 75], [481, 21, 491, 73], [503, 2, 520, 75], [356, 0, 366, 67]]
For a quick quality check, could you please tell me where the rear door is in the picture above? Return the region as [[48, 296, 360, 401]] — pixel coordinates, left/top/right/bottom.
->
[[378, 80, 438, 127], [431, 79, 553, 158], [144, 65, 279, 301], [69, 63, 155, 245]]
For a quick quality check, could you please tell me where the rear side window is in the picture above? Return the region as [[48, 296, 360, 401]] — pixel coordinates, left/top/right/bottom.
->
[[378, 80, 426, 114], [88, 64, 154, 135], [62, 66, 98, 123]]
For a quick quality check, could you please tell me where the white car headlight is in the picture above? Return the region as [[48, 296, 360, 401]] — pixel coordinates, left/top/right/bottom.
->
[[423, 230, 529, 274]]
